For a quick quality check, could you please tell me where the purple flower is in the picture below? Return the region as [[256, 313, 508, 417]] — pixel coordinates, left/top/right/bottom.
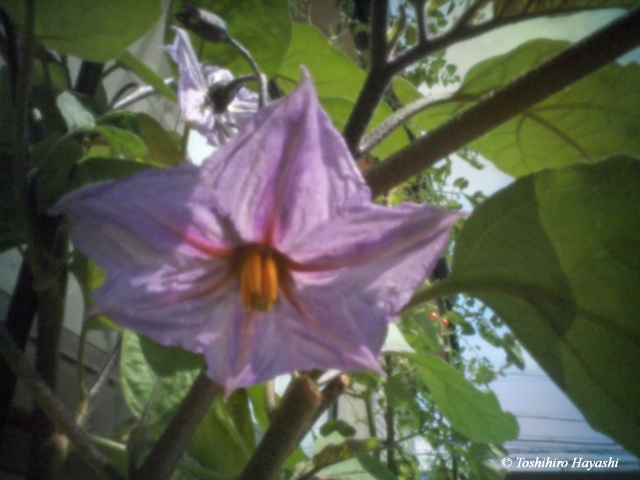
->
[[52, 71, 462, 394], [165, 28, 258, 146]]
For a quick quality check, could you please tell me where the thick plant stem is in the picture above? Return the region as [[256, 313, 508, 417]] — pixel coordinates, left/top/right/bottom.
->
[[27, 219, 69, 480], [342, 0, 392, 155], [343, 68, 392, 155], [132, 370, 221, 480], [364, 5, 640, 197], [0, 261, 38, 413], [238, 376, 322, 480]]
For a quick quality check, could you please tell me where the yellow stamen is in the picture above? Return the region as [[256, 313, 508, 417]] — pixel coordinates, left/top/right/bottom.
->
[[240, 249, 279, 312]]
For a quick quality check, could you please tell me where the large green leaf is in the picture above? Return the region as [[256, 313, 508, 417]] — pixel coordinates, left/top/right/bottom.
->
[[278, 23, 410, 158], [168, 0, 291, 78], [437, 156, 640, 457], [411, 40, 640, 176], [120, 330, 203, 436], [135, 114, 183, 166], [4, 0, 162, 62], [407, 353, 518, 444], [35, 136, 84, 212], [187, 392, 254, 477]]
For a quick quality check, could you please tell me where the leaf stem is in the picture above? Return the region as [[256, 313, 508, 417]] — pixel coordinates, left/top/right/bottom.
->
[[227, 36, 267, 108]]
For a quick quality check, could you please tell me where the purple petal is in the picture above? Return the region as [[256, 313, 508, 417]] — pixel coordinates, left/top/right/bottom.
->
[[201, 69, 368, 249], [90, 265, 237, 354], [165, 28, 216, 138], [288, 202, 465, 316], [51, 166, 239, 273], [203, 285, 386, 395]]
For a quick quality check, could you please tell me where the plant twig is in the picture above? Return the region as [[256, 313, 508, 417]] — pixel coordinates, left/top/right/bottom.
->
[[447, 0, 486, 37], [364, 5, 640, 196], [77, 335, 122, 427], [413, 0, 427, 44], [0, 325, 125, 480], [342, 0, 393, 154], [238, 376, 322, 480], [131, 370, 221, 480], [369, 0, 389, 70], [313, 373, 349, 425], [358, 91, 462, 155]]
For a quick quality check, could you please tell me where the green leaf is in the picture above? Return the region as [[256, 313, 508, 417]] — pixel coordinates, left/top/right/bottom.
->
[[94, 111, 180, 165], [467, 443, 506, 480], [491, 0, 639, 17], [168, 0, 292, 78], [407, 352, 519, 444], [69, 250, 105, 309], [93, 125, 148, 158], [385, 374, 421, 418], [57, 92, 96, 131], [35, 136, 84, 212], [3, 0, 162, 62], [439, 156, 640, 457], [135, 113, 183, 166], [188, 392, 253, 477], [320, 419, 357, 438], [314, 437, 380, 469], [277, 23, 410, 158], [246, 384, 270, 432], [412, 40, 640, 176], [118, 51, 178, 103], [278, 23, 365, 100], [399, 309, 441, 353], [96, 110, 141, 134], [120, 330, 203, 435], [312, 432, 393, 480]]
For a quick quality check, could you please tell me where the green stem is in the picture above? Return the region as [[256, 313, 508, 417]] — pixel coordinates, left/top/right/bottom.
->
[[364, 391, 379, 460]]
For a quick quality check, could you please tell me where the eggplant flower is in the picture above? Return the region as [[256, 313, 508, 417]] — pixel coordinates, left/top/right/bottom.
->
[[166, 27, 258, 146], [52, 71, 462, 394]]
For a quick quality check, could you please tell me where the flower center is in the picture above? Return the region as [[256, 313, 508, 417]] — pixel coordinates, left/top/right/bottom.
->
[[240, 247, 279, 312]]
